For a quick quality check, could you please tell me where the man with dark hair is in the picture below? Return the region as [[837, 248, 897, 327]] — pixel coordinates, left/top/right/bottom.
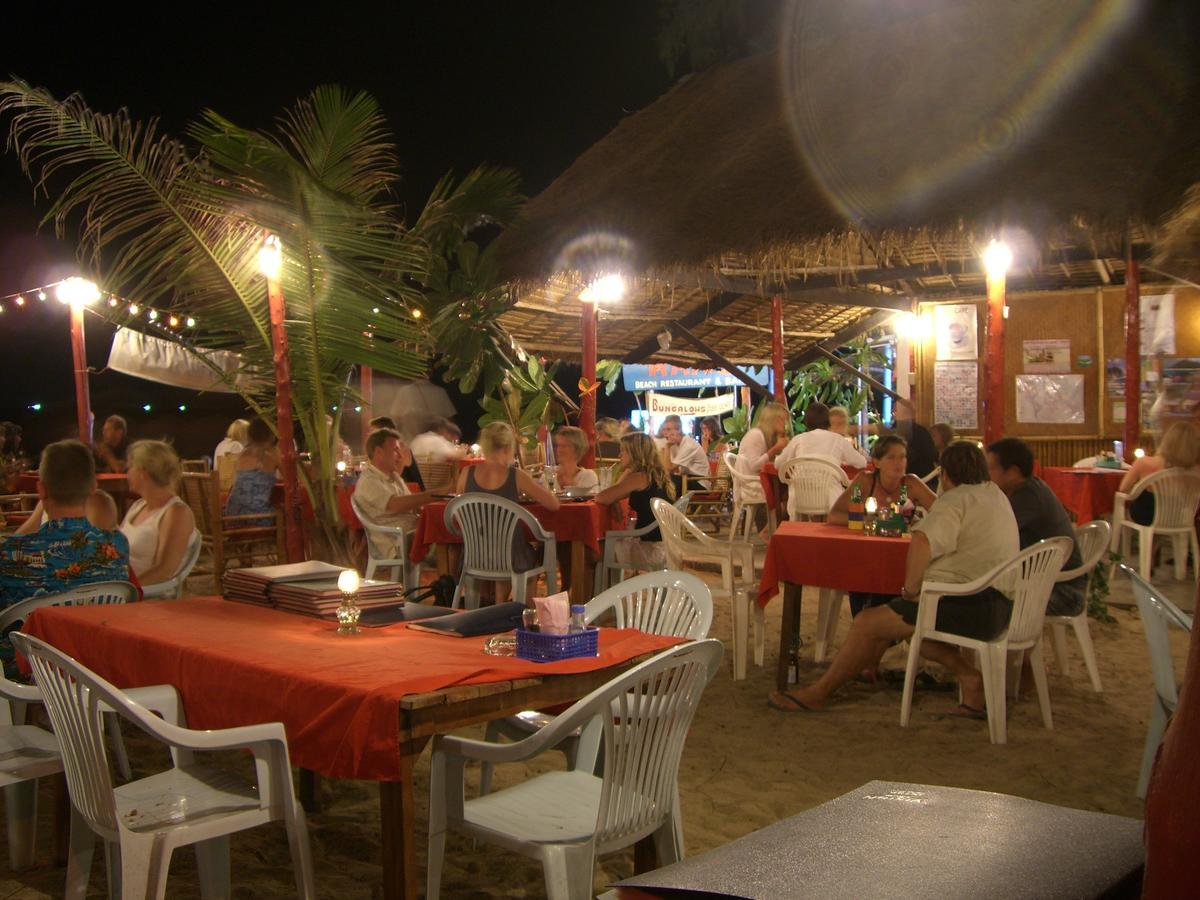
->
[[93, 414, 129, 474], [770, 441, 1019, 716], [777, 401, 868, 470], [410, 417, 467, 463], [368, 416, 397, 432], [355, 429, 432, 560], [890, 399, 938, 478], [0, 439, 130, 605], [987, 436, 1085, 615]]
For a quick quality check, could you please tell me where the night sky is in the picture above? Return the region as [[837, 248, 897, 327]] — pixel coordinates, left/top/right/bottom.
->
[[0, 1, 674, 454]]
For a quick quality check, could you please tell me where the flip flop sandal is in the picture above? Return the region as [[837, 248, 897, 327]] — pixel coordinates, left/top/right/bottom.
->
[[767, 691, 816, 713], [948, 703, 988, 721]]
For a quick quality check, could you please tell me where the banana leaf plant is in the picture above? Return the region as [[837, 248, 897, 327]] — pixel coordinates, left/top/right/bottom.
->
[[0, 79, 522, 561], [786, 337, 889, 431], [479, 356, 567, 459]]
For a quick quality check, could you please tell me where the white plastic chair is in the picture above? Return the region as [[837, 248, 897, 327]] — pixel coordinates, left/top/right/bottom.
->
[[651, 498, 761, 680], [444, 494, 557, 609], [427, 639, 723, 900], [900, 538, 1072, 744], [1125, 564, 1193, 798], [1046, 520, 1111, 692], [777, 455, 849, 521], [723, 451, 768, 542], [480, 570, 714, 796], [592, 492, 692, 595], [11, 632, 316, 900], [141, 530, 203, 599], [920, 466, 941, 486], [1112, 469, 1200, 582], [350, 494, 421, 590]]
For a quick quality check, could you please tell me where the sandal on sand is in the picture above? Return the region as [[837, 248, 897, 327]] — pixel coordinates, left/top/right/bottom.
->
[[949, 703, 987, 721], [768, 691, 816, 713]]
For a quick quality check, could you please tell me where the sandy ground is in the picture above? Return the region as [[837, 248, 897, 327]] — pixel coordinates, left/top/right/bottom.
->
[[0, 563, 1192, 899]]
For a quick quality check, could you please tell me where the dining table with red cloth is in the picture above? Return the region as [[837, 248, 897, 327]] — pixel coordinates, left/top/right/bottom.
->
[[410, 499, 624, 604], [759, 462, 863, 524], [22, 597, 681, 899], [1040, 466, 1126, 523], [758, 521, 910, 690]]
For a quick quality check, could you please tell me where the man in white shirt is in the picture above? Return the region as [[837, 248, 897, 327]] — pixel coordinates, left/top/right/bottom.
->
[[659, 415, 709, 490], [354, 429, 432, 559], [409, 418, 467, 463], [776, 402, 868, 469]]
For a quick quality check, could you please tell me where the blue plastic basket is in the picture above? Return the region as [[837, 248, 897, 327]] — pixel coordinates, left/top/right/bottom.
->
[[516, 626, 599, 663]]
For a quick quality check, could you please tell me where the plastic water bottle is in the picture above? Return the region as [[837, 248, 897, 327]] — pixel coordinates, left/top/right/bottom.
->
[[569, 604, 586, 633]]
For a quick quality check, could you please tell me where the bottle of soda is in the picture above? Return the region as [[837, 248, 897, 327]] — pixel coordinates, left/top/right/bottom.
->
[[848, 481, 865, 531]]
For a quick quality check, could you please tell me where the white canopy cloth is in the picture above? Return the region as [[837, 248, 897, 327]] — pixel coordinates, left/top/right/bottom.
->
[[107, 327, 248, 393]]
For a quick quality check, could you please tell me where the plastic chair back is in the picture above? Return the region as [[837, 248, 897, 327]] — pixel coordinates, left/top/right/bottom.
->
[[593, 640, 721, 852], [1125, 564, 1192, 711], [0, 581, 136, 635], [351, 493, 405, 548], [1003, 537, 1074, 645], [445, 494, 550, 578], [1059, 520, 1110, 583], [649, 497, 705, 569], [722, 451, 760, 500], [416, 457, 457, 493], [777, 456, 848, 517], [1073, 456, 1098, 468], [1136, 469, 1200, 530], [586, 570, 713, 640]]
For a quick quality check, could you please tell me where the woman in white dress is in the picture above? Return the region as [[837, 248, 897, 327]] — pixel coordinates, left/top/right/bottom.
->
[[120, 440, 197, 586], [733, 401, 791, 504]]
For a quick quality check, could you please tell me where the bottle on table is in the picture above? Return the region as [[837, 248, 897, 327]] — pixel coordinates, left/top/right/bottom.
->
[[569, 605, 586, 633], [848, 481, 865, 531]]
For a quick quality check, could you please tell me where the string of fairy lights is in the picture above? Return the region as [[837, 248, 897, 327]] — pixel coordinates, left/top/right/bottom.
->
[[0, 278, 198, 332]]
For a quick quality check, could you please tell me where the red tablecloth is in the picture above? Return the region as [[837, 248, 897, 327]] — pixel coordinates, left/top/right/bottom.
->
[[18, 471, 130, 495], [23, 598, 681, 781], [410, 500, 620, 563], [757, 521, 909, 607], [1040, 467, 1126, 523]]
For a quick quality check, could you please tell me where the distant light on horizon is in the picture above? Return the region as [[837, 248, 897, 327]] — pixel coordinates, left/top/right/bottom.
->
[[142, 403, 152, 412], [29, 402, 41, 412], [178, 404, 187, 412]]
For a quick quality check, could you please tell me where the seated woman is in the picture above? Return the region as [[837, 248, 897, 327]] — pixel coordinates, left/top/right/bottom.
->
[[828, 434, 938, 617], [120, 440, 197, 587], [769, 441, 1020, 717], [552, 426, 599, 494], [224, 418, 280, 527], [732, 400, 790, 502], [455, 421, 560, 576], [214, 418, 249, 465], [1118, 420, 1200, 525], [595, 417, 623, 459], [595, 432, 676, 570], [699, 416, 728, 458]]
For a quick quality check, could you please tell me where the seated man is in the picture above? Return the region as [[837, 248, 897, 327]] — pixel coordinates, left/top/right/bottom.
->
[[987, 437, 1086, 616], [659, 414, 709, 494], [354, 428, 432, 561], [769, 441, 1019, 718], [409, 418, 467, 463], [93, 414, 130, 474], [777, 401, 868, 470], [0, 439, 131, 605]]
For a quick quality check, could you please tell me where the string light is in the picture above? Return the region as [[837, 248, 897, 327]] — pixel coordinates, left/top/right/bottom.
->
[[36, 291, 45, 301], [168, 315, 179, 327], [186, 317, 196, 327], [128, 303, 140, 316], [0, 279, 197, 332], [411, 308, 423, 319], [14, 296, 25, 307], [108, 296, 119, 308], [147, 309, 158, 321]]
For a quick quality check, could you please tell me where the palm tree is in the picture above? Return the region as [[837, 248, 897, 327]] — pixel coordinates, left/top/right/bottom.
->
[[0, 79, 522, 560]]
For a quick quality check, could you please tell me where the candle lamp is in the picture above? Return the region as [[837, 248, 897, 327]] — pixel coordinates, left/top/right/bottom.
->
[[864, 497, 879, 535], [336, 569, 362, 635]]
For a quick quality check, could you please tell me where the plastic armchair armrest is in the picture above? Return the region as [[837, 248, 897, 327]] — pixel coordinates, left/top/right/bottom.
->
[[362, 520, 409, 537], [1113, 489, 1132, 506], [0, 674, 40, 704], [527, 519, 556, 544], [140, 578, 177, 596], [122, 684, 186, 727], [605, 521, 659, 541], [435, 708, 602, 765]]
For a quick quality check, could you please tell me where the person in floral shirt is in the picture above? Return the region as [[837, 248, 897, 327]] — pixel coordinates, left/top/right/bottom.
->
[[0, 439, 130, 605]]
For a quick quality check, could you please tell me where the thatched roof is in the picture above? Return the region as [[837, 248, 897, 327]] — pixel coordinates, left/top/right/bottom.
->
[[496, 1, 1200, 364]]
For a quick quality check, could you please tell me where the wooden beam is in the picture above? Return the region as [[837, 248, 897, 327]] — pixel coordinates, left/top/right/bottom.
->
[[671, 323, 771, 399], [811, 345, 903, 402], [626, 292, 743, 363], [785, 310, 896, 370]]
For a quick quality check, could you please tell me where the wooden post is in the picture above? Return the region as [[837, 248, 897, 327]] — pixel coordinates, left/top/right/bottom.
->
[[580, 300, 598, 467], [360, 365, 374, 451], [771, 295, 785, 402], [68, 303, 92, 443], [267, 275, 305, 563], [1124, 253, 1141, 460], [984, 264, 1007, 446]]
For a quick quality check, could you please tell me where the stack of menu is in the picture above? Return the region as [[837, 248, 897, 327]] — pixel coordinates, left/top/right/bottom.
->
[[223, 561, 403, 618]]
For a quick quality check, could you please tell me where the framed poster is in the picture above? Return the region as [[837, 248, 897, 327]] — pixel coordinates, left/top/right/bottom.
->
[[1022, 339, 1071, 373], [933, 361, 978, 429], [1015, 374, 1085, 424], [934, 304, 977, 360]]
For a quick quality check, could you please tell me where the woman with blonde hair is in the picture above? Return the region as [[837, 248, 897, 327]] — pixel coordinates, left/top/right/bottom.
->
[[214, 418, 249, 464], [1119, 420, 1200, 525], [119, 440, 197, 585], [596, 432, 676, 569], [552, 426, 599, 494]]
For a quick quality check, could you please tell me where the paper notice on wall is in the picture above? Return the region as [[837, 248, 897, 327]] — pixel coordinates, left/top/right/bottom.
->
[[1022, 339, 1071, 373], [646, 391, 737, 417], [934, 304, 978, 360], [1015, 374, 1085, 424], [933, 361, 978, 429], [1140, 293, 1175, 356], [1113, 402, 1125, 424]]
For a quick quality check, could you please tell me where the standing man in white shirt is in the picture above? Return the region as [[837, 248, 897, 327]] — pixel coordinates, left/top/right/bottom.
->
[[659, 415, 710, 494], [777, 402, 868, 469], [409, 418, 468, 463], [354, 429, 432, 561]]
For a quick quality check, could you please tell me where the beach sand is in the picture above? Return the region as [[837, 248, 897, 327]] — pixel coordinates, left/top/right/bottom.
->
[[0, 567, 1191, 898]]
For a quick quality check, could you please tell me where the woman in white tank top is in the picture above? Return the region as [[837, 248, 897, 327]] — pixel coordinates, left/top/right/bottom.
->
[[120, 440, 197, 584]]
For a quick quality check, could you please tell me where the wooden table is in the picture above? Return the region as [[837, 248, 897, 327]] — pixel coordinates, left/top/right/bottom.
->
[[758, 521, 909, 690], [18, 471, 133, 512], [1040, 466, 1126, 523], [23, 598, 678, 900], [410, 499, 622, 604]]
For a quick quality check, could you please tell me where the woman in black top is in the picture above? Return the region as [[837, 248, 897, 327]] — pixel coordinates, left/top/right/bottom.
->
[[595, 432, 675, 568]]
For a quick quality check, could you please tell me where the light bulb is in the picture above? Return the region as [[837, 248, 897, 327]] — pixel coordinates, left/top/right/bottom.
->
[[258, 234, 283, 279], [865, 497, 878, 514], [185, 316, 196, 327], [37, 291, 46, 301], [128, 303, 140, 316], [580, 273, 626, 304], [411, 308, 423, 319], [108, 296, 119, 307], [14, 296, 25, 307], [56, 277, 101, 307], [168, 315, 179, 327], [337, 569, 360, 594], [147, 309, 158, 321], [336, 460, 347, 473], [983, 239, 1013, 279], [1134, 448, 1145, 459]]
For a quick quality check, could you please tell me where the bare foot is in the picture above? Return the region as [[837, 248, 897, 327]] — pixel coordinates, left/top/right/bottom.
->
[[958, 669, 984, 710], [789, 684, 827, 710]]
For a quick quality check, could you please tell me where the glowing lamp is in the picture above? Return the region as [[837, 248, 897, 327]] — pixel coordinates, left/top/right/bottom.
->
[[185, 317, 196, 327], [56, 277, 101, 307], [336, 569, 362, 635], [411, 308, 423, 319], [336, 460, 347, 473], [258, 234, 283, 280], [864, 497, 878, 515], [983, 239, 1013, 280], [14, 296, 25, 307], [1134, 448, 1145, 459], [580, 273, 625, 304], [128, 304, 140, 316]]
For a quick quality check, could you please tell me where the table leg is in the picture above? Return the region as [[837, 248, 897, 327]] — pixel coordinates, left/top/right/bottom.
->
[[380, 756, 418, 900], [776, 582, 802, 692], [299, 768, 322, 813], [435, 543, 451, 576], [633, 834, 658, 873], [52, 772, 69, 867], [569, 540, 587, 604]]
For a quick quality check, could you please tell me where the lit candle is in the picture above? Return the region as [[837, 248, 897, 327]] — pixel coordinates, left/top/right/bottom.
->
[[1134, 448, 1145, 459], [864, 497, 878, 515], [336, 460, 347, 473], [336, 569, 361, 635]]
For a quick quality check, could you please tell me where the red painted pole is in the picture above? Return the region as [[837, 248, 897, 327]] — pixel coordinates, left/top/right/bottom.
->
[[68, 303, 92, 443], [360, 365, 374, 451], [984, 268, 1006, 446], [267, 275, 305, 563], [580, 300, 598, 467], [1124, 253, 1141, 460], [771, 295, 785, 402]]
